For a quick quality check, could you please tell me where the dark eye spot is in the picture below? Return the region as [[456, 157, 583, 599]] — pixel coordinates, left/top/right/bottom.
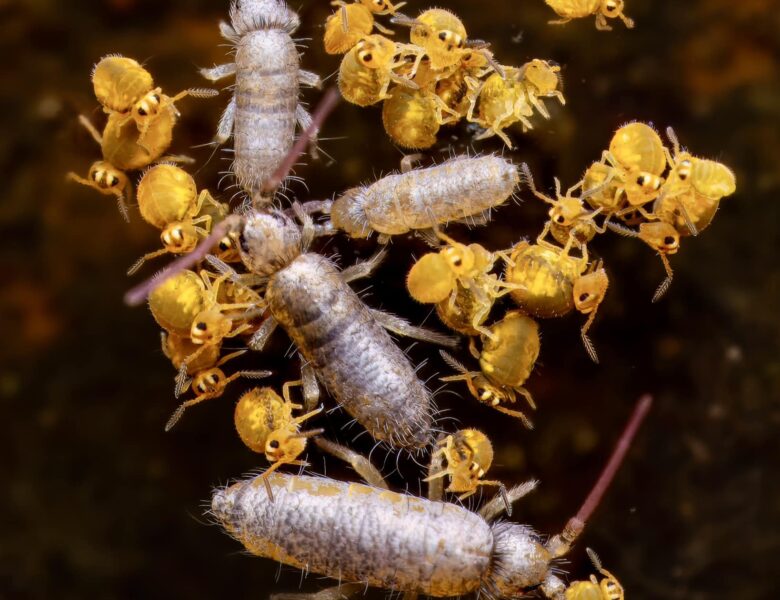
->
[[152, 94, 160, 102], [679, 172, 688, 180], [452, 257, 462, 267], [438, 31, 448, 41], [108, 176, 118, 186], [196, 322, 207, 331], [219, 241, 229, 251], [137, 107, 147, 116], [269, 440, 280, 449], [362, 52, 373, 63], [579, 293, 589, 302], [664, 236, 676, 245], [636, 175, 646, 185], [556, 215, 565, 223]]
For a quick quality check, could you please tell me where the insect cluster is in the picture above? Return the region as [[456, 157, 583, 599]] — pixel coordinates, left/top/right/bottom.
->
[[327, 3, 566, 149], [69, 1, 737, 598], [67, 55, 217, 220]]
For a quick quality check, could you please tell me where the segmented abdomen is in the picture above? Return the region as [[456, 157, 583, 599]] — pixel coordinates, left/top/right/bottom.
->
[[211, 473, 492, 596], [234, 30, 299, 192], [267, 253, 433, 449], [362, 155, 518, 235]]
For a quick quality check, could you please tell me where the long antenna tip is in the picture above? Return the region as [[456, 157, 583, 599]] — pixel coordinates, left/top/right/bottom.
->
[[578, 394, 652, 523], [636, 393, 653, 418], [561, 393, 653, 546], [124, 284, 150, 307]]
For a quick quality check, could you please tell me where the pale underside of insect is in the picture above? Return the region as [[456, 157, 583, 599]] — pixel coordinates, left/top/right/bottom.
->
[[328, 154, 520, 240], [652, 126, 737, 236], [663, 127, 736, 202], [435, 276, 504, 338], [211, 396, 652, 600], [465, 61, 565, 149], [545, 0, 634, 31], [406, 234, 518, 339], [438, 311, 540, 429], [521, 162, 610, 251], [200, 0, 322, 201]]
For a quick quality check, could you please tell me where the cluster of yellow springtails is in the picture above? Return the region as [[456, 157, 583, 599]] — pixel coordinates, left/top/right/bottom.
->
[[66, 2, 737, 596]]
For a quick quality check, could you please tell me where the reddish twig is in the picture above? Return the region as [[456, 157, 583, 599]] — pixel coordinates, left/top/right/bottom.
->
[[124, 216, 239, 306], [564, 394, 653, 541], [124, 87, 341, 307], [261, 86, 340, 194]]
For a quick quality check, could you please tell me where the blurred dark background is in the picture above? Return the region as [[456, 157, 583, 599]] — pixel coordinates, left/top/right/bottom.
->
[[2, 0, 778, 598]]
